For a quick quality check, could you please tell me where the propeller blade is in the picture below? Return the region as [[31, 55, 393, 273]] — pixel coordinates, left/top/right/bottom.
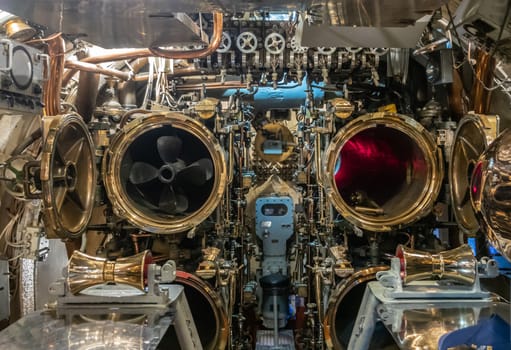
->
[[132, 184, 161, 209], [175, 193, 189, 213], [129, 162, 159, 184], [159, 187, 177, 213], [157, 136, 182, 163], [159, 187, 189, 214], [176, 158, 214, 186], [196, 158, 213, 181]]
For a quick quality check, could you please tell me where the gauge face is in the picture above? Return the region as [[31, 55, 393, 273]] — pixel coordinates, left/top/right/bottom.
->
[[11, 46, 33, 90]]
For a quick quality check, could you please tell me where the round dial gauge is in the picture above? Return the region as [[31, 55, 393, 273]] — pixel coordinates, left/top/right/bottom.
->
[[11, 46, 33, 90]]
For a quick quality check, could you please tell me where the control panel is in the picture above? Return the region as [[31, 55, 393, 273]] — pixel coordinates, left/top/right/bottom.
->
[[255, 196, 294, 276], [255, 196, 294, 329], [0, 37, 47, 115]]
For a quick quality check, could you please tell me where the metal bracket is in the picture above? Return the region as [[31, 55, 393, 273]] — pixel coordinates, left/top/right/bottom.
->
[[50, 261, 177, 306], [375, 257, 497, 299]]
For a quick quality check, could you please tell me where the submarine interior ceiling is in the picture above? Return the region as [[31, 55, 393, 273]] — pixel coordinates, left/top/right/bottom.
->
[[0, 0, 509, 349]]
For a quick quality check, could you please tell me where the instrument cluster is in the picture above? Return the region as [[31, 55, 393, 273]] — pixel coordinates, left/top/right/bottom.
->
[[195, 13, 386, 91]]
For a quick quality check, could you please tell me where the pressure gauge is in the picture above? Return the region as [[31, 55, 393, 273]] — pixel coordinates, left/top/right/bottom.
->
[[11, 46, 33, 90]]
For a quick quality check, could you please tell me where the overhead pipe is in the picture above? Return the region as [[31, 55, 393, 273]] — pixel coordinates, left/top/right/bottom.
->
[[132, 66, 200, 81], [73, 65, 100, 123], [26, 32, 69, 115], [118, 58, 149, 108], [65, 60, 133, 81], [41, 33, 66, 115], [148, 12, 223, 58], [61, 12, 223, 87], [175, 81, 251, 91]]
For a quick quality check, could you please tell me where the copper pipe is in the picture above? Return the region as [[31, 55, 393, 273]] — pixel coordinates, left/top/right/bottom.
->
[[149, 12, 223, 58], [174, 66, 203, 76], [132, 66, 201, 81], [119, 108, 152, 128], [130, 233, 154, 254], [127, 57, 149, 73], [175, 82, 250, 91], [150, 255, 169, 263], [118, 58, 149, 107], [71, 47, 101, 122], [118, 80, 137, 108], [176, 74, 219, 82], [62, 49, 150, 85], [43, 33, 65, 116], [132, 73, 156, 82], [61, 13, 223, 87], [65, 60, 133, 81], [75, 69, 100, 123]]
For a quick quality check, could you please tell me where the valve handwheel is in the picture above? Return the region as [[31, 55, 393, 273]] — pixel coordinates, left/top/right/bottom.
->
[[346, 47, 363, 53], [217, 32, 232, 53], [317, 47, 336, 55], [236, 32, 258, 54], [370, 48, 389, 56], [264, 32, 286, 55]]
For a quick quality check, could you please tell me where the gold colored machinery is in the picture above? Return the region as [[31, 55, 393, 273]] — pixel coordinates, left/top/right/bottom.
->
[[40, 113, 97, 238], [0, 114, 95, 239], [395, 244, 477, 285], [449, 114, 499, 236], [324, 112, 443, 231], [323, 266, 389, 349], [254, 123, 295, 163], [67, 250, 151, 295], [3, 17, 36, 41], [471, 127, 511, 262], [195, 97, 220, 120], [171, 271, 228, 350], [329, 98, 354, 119], [103, 111, 227, 234]]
